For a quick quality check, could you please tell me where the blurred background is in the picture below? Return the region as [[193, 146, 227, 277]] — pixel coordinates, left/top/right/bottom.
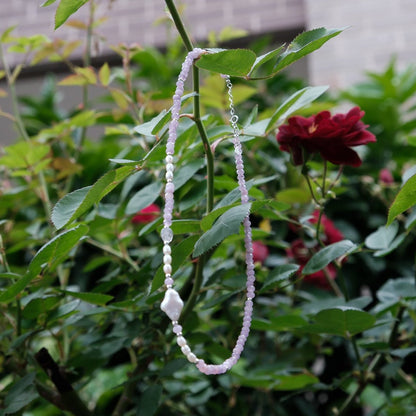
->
[[1, 0, 416, 143]]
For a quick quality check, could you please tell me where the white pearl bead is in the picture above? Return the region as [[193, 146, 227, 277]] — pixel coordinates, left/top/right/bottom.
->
[[176, 336, 187, 347], [186, 352, 198, 363], [163, 254, 172, 265], [163, 245, 171, 255], [181, 345, 191, 355], [160, 288, 183, 321], [163, 264, 172, 274], [166, 171, 173, 181], [166, 155, 173, 164], [166, 163, 174, 173]]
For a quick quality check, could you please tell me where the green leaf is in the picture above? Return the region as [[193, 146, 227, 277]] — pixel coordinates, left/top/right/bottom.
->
[[365, 222, 406, 257], [55, 0, 89, 29], [365, 222, 399, 250], [152, 235, 199, 292], [62, 290, 113, 306], [3, 373, 38, 414], [273, 27, 344, 74], [377, 277, 416, 304], [196, 49, 257, 77], [260, 264, 300, 293], [41, 0, 57, 6], [193, 203, 251, 257], [52, 166, 134, 229], [22, 297, 61, 319], [305, 307, 376, 337], [125, 181, 163, 215], [29, 224, 89, 277], [387, 174, 416, 225], [267, 85, 328, 130], [173, 159, 205, 190], [247, 46, 285, 77], [303, 240, 356, 275], [0, 274, 32, 304], [201, 203, 239, 232], [273, 374, 319, 391], [138, 385, 162, 416]]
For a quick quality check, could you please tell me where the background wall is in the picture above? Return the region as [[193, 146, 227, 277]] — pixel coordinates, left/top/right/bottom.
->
[[305, 0, 416, 88], [2, 0, 416, 144]]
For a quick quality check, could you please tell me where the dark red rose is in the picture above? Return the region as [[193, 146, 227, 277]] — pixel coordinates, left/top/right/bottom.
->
[[252, 241, 269, 264], [131, 203, 160, 224], [309, 210, 344, 245], [379, 168, 394, 185], [276, 107, 376, 167], [286, 239, 337, 290]]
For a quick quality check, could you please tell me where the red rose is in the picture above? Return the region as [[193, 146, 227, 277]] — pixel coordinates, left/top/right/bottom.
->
[[286, 212, 344, 290], [131, 203, 160, 224], [286, 239, 337, 290], [309, 210, 344, 245], [252, 241, 269, 264], [276, 107, 376, 167]]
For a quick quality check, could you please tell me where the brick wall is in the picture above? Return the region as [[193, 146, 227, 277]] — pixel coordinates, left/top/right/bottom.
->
[[305, 0, 416, 88]]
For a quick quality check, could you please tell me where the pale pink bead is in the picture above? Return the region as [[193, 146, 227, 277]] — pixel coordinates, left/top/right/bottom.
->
[[173, 324, 182, 334], [164, 277, 174, 287]]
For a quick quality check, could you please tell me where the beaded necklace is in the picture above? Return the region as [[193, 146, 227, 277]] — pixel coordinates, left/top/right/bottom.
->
[[160, 48, 255, 375]]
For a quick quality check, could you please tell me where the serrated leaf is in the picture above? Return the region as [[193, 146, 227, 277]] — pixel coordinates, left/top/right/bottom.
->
[[273, 27, 344, 74], [196, 49, 257, 77], [28, 224, 89, 277], [305, 306, 376, 337], [201, 203, 239, 232], [193, 203, 251, 257], [303, 240, 356, 275], [125, 181, 163, 216], [267, 85, 328, 131], [247, 45, 285, 77], [55, 0, 89, 29], [62, 290, 113, 305], [387, 174, 416, 225], [260, 264, 300, 293], [52, 166, 134, 229]]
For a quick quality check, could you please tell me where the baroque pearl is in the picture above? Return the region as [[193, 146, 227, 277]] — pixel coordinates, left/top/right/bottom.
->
[[160, 288, 183, 321]]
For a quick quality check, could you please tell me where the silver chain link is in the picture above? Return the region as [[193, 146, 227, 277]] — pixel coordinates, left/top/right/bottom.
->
[[224, 75, 241, 139]]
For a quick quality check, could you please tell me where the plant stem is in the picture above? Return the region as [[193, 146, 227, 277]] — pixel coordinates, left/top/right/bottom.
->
[[335, 353, 382, 416], [165, 0, 193, 51], [165, 0, 214, 319], [86, 238, 139, 271]]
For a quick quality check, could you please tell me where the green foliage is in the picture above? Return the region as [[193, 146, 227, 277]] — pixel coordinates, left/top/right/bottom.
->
[[0, 3, 415, 416]]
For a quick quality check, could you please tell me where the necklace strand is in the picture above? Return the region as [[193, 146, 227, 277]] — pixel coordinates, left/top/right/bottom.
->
[[160, 48, 255, 375]]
